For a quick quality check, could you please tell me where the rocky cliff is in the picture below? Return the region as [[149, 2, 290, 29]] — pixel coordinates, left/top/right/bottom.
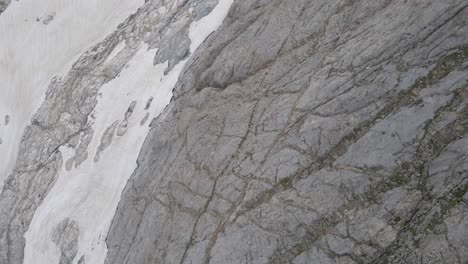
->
[[0, 0, 467, 264]]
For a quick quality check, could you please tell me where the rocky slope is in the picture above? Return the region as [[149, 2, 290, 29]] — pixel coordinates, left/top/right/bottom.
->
[[1, 0, 468, 264], [0, 0, 9, 15]]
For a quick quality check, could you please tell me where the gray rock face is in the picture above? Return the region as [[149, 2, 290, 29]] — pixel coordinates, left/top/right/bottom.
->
[[42, 11, 55, 25], [50, 218, 80, 264], [1, 0, 468, 264], [0, 0, 10, 15], [94, 121, 119, 162], [0, 0, 225, 263], [77, 255, 86, 264], [105, 0, 468, 263]]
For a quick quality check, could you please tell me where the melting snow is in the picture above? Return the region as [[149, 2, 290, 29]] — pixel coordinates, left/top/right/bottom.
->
[[23, 0, 234, 263], [0, 0, 143, 189]]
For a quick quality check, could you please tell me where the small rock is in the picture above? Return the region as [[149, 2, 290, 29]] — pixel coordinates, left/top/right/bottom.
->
[[145, 97, 153, 110], [5, 115, 10, 125], [116, 120, 128, 136], [42, 11, 56, 25], [74, 129, 94, 167], [77, 255, 86, 264], [140, 113, 149, 126], [94, 121, 119, 162], [124, 101, 137, 119], [50, 218, 80, 264], [65, 157, 74, 171]]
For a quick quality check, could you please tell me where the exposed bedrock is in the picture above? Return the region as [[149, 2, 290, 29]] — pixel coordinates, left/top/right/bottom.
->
[[0, 0, 10, 15], [106, 0, 468, 263], [51, 218, 80, 264], [0, 0, 467, 263], [0, 0, 223, 263]]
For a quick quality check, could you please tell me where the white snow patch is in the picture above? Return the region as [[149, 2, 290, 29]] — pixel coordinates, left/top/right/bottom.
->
[[58, 145, 75, 171], [0, 0, 144, 189], [24, 44, 177, 264], [188, 0, 234, 52], [23, 0, 234, 263]]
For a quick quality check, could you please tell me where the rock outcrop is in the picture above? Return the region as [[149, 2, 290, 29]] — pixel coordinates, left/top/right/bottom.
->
[[0, 0, 10, 15], [0, 0, 228, 263], [50, 218, 80, 264], [1, 0, 467, 264], [106, 1, 468, 263]]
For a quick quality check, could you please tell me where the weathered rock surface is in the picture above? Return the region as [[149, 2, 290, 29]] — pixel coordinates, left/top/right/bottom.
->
[[0, 0, 10, 15], [105, 0, 468, 263], [0, 0, 224, 263], [1, 0, 468, 264], [50, 218, 80, 264]]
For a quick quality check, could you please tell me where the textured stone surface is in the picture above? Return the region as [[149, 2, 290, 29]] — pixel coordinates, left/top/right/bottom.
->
[[0, 0, 10, 15], [0, 0, 223, 263], [50, 218, 80, 264], [105, 0, 468, 263], [1, 0, 468, 264]]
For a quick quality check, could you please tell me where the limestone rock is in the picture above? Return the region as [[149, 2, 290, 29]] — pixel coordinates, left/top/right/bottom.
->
[[50, 218, 80, 264], [0, 0, 10, 15], [106, 1, 468, 263], [1, 0, 468, 264]]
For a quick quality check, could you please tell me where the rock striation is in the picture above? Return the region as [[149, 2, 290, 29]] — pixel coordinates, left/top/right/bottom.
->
[[0, 0, 227, 263], [106, 1, 468, 263], [1, 0, 468, 264]]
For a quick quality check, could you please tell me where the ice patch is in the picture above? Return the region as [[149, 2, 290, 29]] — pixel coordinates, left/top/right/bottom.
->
[[58, 145, 75, 171], [23, 44, 175, 264], [188, 0, 234, 52], [23, 0, 234, 263], [0, 0, 144, 189]]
